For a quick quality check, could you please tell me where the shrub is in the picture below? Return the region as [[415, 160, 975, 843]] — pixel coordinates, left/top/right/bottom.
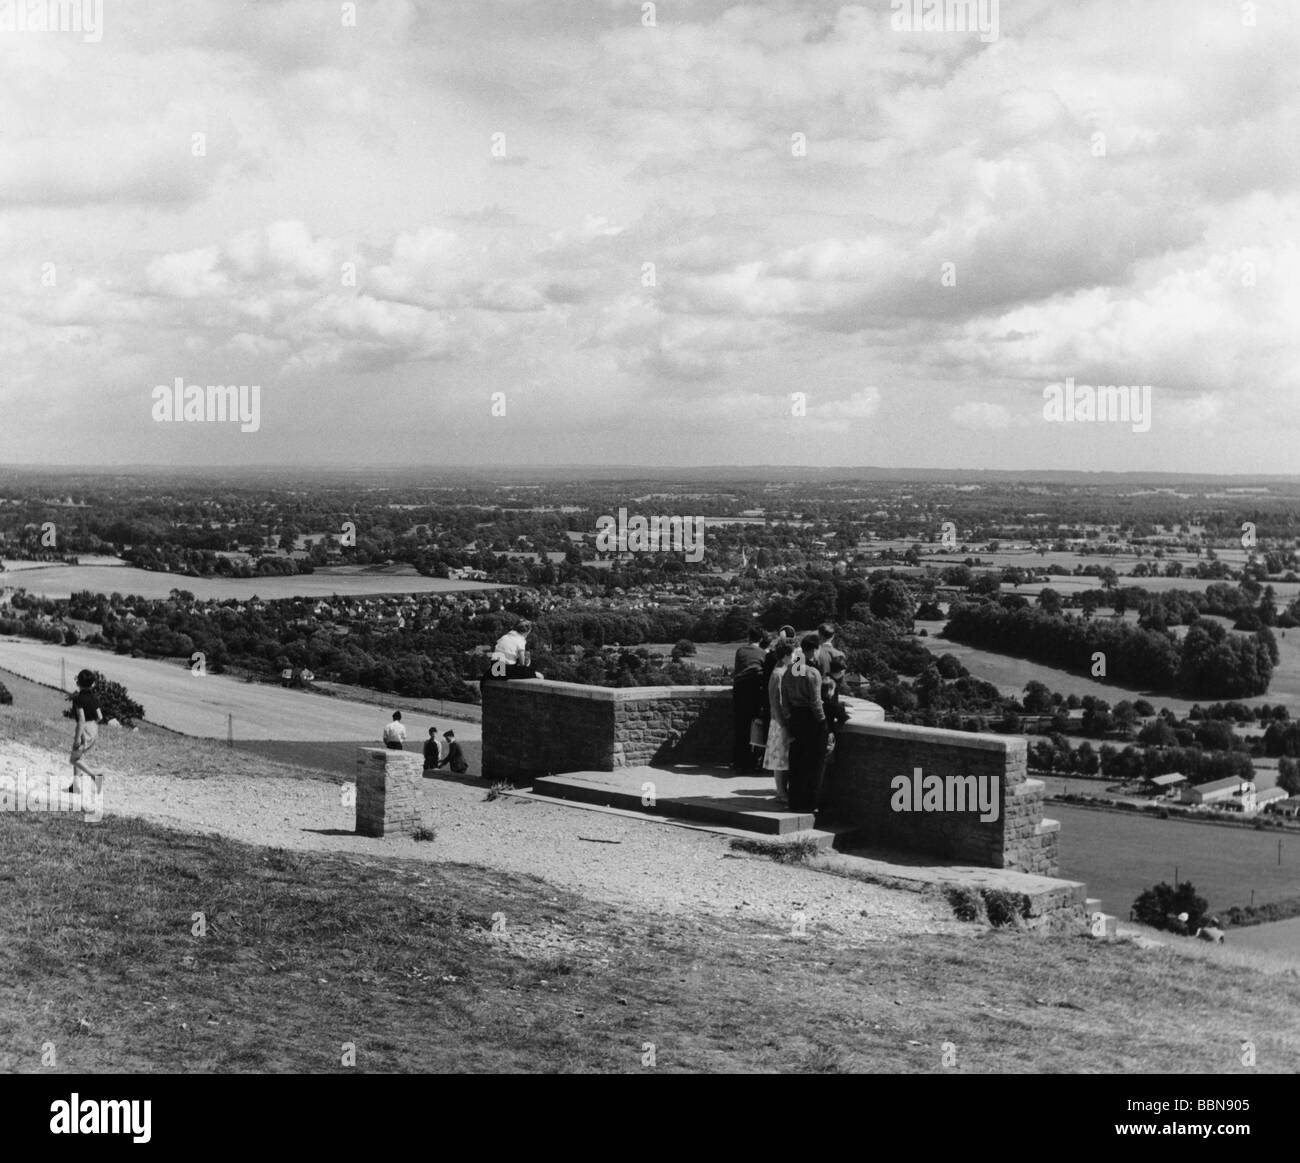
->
[[946, 886, 983, 922], [729, 835, 820, 864], [412, 826, 436, 842], [0, 680, 12, 706], [62, 670, 145, 728], [1132, 880, 1209, 932], [984, 889, 1030, 927]]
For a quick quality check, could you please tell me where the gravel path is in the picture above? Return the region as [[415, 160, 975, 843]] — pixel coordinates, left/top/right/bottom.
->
[[2, 739, 958, 945]]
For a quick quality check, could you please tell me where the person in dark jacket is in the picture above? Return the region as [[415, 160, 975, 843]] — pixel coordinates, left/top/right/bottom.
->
[[731, 626, 767, 771], [423, 727, 443, 773], [438, 730, 469, 775], [781, 634, 828, 812]]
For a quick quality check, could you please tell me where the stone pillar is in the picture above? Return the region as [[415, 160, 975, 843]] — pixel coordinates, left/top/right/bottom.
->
[[355, 748, 423, 837]]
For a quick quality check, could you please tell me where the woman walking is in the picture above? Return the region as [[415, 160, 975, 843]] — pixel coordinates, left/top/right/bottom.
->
[[67, 669, 104, 798]]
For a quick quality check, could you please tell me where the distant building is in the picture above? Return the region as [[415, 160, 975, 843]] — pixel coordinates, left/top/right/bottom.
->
[[1254, 786, 1289, 812], [1147, 772, 1187, 798], [1181, 777, 1255, 810], [1266, 796, 1300, 819]]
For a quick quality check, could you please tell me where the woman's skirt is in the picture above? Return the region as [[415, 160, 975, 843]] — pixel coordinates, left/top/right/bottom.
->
[[762, 718, 791, 771], [70, 721, 98, 763]]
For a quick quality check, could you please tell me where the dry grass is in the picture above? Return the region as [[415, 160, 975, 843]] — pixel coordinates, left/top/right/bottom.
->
[[3, 809, 1300, 1073]]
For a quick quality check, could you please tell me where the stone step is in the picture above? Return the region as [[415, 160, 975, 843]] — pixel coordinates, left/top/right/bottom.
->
[[533, 769, 816, 835]]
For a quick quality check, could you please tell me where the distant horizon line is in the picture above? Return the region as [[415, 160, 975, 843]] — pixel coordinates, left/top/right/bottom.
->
[[2, 461, 1300, 483]]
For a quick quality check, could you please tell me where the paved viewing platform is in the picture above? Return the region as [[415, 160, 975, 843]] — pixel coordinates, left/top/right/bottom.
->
[[480, 678, 1091, 932]]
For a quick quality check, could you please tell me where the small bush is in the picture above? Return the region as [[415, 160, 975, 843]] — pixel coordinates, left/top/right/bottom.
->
[[412, 826, 436, 842], [0, 680, 12, 706], [730, 836, 820, 864], [946, 886, 984, 923], [483, 781, 512, 802], [1132, 880, 1209, 932], [984, 889, 1030, 928]]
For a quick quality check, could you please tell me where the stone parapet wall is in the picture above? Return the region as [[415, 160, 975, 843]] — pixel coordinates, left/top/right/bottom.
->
[[481, 681, 1060, 875], [482, 680, 732, 783], [822, 722, 1055, 874]]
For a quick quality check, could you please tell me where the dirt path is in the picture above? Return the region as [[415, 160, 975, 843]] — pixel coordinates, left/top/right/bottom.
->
[[1, 737, 959, 945]]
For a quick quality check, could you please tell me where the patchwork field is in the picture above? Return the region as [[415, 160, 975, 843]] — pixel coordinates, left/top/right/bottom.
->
[[0, 560, 504, 601], [1050, 803, 1300, 919]]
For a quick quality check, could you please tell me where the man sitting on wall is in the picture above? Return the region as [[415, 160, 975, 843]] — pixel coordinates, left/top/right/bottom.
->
[[382, 711, 406, 751], [480, 619, 544, 698]]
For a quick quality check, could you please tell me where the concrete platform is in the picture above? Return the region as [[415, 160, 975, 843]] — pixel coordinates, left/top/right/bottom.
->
[[533, 764, 816, 836]]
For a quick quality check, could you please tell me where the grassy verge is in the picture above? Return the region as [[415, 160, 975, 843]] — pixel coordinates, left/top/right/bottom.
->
[[1220, 896, 1300, 929], [3, 811, 1300, 1073]]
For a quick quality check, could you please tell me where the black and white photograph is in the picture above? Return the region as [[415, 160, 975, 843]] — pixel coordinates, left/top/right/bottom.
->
[[1, 0, 1297, 1120]]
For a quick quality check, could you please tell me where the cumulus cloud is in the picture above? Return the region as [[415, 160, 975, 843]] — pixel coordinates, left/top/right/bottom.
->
[[0, 0, 1296, 468]]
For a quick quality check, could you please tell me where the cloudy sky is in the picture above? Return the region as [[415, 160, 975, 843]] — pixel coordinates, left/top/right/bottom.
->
[[1, 0, 1297, 472]]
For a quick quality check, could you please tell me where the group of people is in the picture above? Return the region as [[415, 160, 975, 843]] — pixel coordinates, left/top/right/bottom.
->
[[732, 623, 851, 813], [382, 711, 468, 775]]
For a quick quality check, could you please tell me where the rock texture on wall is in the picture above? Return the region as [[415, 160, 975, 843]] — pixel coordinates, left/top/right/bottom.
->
[[822, 722, 1058, 875], [482, 679, 730, 783], [355, 747, 424, 838], [481, 680, 1060, 875]]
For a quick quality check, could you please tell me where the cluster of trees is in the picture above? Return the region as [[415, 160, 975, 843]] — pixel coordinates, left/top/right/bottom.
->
[[1029, 734, 1253, 784], [1132, 881, 1211, 933], [944, 601, 1276, 698], [122, 545, 315, 577], [58, 669, 145, 728]]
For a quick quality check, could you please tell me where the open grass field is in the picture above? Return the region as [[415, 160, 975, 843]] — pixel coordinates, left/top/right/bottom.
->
[[1050, 803, 1300, 920], [916, 615, 1300, 719], [0, 641, 481, 743], [4, 809, 1300, 1072], [1230, 917, 1300, 956], [0, 560, 504, 601], [643, 641, 739, 669]]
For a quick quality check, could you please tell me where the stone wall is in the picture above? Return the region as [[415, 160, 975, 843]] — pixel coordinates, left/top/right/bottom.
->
[[480, 680, 1059, 875], [355, 747, 424, 837], [482, 679, 731, 783], [821, 722, 1058, 875]]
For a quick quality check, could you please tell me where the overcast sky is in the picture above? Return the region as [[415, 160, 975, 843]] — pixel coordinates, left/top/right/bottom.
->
[[2, 0, 1297, 472]]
